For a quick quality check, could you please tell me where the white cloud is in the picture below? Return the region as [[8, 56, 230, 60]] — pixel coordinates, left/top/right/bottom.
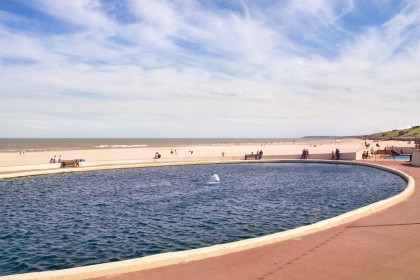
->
[[0, 0, 419, 137], [35, 0, 116, 31]]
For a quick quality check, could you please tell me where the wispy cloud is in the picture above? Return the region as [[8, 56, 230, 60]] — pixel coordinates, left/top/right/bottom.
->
[[0, 0, 419, 137]]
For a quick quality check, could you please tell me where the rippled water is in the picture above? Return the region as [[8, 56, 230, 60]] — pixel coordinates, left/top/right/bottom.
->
[[0, 163, 406, 276]]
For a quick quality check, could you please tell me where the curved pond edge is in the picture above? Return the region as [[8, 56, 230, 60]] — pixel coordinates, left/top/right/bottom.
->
[[0, 160, 415, 280]]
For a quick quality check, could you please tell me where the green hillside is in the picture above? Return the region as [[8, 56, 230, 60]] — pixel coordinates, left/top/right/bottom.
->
[[368, 126, 420, 139]]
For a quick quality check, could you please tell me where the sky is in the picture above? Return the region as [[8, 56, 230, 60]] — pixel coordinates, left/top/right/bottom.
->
[[0, 0, 419, 138]]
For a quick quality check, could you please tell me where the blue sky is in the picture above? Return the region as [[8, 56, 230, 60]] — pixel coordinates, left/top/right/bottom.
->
[[0, 0, 419, 138]]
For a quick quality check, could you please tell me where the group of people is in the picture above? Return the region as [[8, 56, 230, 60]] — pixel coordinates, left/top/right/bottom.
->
[[256, 150, 263, 159], [153, 152, 162, 159], [362, 150, 371, 159], [154, 149, 197, 159], [49, 155, 62, 163], [301, 149, 309, 159], [249, 150, 264, 159]]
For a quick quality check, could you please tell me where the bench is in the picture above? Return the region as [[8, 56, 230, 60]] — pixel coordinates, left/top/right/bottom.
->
[[245, 154, 257, 160], [61, 160, 80, 168]]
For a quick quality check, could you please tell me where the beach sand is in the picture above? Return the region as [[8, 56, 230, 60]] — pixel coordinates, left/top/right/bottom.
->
[[0, 138, 409, 169]]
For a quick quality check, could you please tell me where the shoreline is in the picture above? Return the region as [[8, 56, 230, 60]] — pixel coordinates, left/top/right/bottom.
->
[[0, 138, 324, 154], [0, 138, 348, 153]]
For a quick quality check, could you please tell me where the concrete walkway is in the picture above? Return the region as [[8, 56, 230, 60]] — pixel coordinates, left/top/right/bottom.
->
[[93, 160, 420, 280]]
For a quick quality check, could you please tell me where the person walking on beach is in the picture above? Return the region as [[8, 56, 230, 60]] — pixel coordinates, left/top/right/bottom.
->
[[301, 149, 309, 159], [335, 148, 340, 160]]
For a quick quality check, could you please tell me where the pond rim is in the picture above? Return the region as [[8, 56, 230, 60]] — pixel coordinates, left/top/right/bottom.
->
[[0, 159, 410, 180], [0, 160, 415, 280]]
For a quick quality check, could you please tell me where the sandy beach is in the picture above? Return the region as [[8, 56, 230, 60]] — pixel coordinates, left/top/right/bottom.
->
[[0, 138, 411, 169]]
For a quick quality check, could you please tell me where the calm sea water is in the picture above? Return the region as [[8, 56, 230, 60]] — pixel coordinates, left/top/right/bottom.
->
[[0, 138, 306, 153], [0, 163, 406, 276]]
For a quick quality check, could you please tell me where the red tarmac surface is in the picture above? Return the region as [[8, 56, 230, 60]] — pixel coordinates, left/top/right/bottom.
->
[[94, 160, 420, 280]]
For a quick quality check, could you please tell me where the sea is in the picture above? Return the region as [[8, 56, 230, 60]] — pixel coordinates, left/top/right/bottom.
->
[[0, 138, 305, 153]]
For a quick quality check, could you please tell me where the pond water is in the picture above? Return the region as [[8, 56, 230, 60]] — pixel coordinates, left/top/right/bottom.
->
[[0, 163, 406, 276]]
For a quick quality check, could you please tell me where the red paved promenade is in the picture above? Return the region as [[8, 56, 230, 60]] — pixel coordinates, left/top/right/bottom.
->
[[96, 160, 420, 280]]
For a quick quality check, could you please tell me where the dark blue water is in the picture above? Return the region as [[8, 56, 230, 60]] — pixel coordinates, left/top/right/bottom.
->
[[0, 163, 406, 276]]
